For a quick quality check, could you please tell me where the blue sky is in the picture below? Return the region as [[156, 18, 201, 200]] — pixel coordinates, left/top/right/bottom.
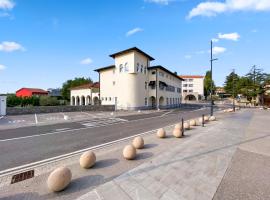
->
[[0, 0, 270, 93]]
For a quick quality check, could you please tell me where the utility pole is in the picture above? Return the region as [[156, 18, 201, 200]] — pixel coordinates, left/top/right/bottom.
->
[[252, 65, 256, 106], [232, 69, 236, 112], [210, 40, 218, 116]]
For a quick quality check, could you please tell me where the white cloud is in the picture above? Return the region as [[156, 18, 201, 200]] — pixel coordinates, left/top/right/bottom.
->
[[145, 0, 171, 5], [212, 46, 226, 55], [0, 41, 25, 52], [80, 58, 93, 65], [126, 27, 143, 37], [187, 0, 270, 19], [0, 0, 15, 10], [212, 38, 219, 42], [218, 32, 240, 41], [184, 54, 192, 59], [0, 64, 6, 70]]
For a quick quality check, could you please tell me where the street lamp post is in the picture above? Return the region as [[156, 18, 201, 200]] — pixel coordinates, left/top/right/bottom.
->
[[210, 40, 218, 116]]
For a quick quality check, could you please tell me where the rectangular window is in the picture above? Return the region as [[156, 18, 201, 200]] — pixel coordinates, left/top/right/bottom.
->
[[183, 84, 188, 87], [145, 82, 147, 90], [145, 98, 147, 106], [189, 90, 193, 92], [183, 90, 187, 92], [189, 79, 193, 82], [151, 71, 156, 75], [113, 81, 115, 85], [189, 84, 193, 87], [166, 98, 169, 105]]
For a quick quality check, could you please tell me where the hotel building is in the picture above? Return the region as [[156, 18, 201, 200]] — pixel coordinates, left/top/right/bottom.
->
[[95, 47, 184, 110]]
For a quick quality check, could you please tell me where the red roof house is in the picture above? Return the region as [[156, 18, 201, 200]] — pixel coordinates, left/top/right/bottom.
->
[[16, 88, 48, 98]]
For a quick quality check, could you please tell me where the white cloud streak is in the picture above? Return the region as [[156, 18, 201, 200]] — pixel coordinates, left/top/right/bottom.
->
[[80, 58, 93, 65], [0, 64, 6, 70], [187, 0, 270, 19], [0, 0, 15, 10], [0, 41, 25, 52], [212, 46, 226, 55], [126, 27, 143, 37], [184, 54, 192, 59], [218, 32, 240, 41], [145, 0, 171, 5]]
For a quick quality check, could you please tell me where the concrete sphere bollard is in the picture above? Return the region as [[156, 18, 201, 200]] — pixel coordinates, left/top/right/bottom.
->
[[174, 123, 182, 130], [157, 128, 166, 138], [80, 151, 96, 169], [209, 116, 216, 121], [173, 128, 182, 138], [204, 115, 209, 121], [47, 167, 72, 192], [132, 136, 144, 149], [189, 119, 196, 126], [123, 145, 137, 160], [184, 121, 190, 130]]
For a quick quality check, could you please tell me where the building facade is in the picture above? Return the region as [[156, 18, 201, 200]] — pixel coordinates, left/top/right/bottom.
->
[[70, 83, 100, 106], [16, 88, 48, 98], [95, 47, 183, 110], [0, 95, 7, 116], [179, 75, 204, 101]]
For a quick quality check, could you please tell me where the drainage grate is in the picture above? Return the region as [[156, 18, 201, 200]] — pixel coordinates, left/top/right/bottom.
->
[[11, 170, 34, 184]]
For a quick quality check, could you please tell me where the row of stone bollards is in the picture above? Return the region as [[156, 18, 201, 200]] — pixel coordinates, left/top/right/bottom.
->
[[46, 114, 217, 192]]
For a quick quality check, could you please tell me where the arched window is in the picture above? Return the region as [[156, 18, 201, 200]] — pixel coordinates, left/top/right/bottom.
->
[[119, 64, 123, 73], [124, 62, 129, 72], [137, 63, 140, 72]]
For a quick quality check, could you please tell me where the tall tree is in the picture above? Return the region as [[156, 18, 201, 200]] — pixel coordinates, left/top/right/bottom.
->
[[224, 71, 240, 97], [61, 77, 92, 101], [204, 70, 216, 99], [245, 66, 269, 103]]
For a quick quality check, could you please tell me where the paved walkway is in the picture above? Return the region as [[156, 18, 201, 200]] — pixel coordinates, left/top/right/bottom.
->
[[77, 110, 255, 200]]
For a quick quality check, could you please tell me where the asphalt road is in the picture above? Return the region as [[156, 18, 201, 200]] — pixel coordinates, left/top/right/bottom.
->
[[0, 108, 211, 171]]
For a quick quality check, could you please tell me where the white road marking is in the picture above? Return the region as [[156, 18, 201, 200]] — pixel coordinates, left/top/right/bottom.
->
[[0, 108, 207, 142], [34, 114, 38, 124], [55, 128, 70, 131]]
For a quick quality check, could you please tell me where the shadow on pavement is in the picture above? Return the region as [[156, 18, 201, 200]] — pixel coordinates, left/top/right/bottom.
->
[[144, 143, 158, 149], [93, 158, 119, 169], [136, 152, 154, 160]]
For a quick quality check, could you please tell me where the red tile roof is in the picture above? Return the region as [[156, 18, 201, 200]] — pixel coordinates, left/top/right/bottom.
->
[[16, 88, 48, 94], [179, 75, 204, 79], [70, 82, 100, 90]]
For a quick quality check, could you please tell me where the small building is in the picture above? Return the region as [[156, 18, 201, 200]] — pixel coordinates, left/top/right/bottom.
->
[[95, 47, 183, 110], [16, 88, 48, 98], [47, 88, 62, 98], [0, 95, 7, 116], [70, 82, 100, 106], [179, 75, 204, 101]]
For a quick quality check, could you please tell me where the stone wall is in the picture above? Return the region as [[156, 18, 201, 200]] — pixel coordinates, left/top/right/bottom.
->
[[6, 105, 115, 115]]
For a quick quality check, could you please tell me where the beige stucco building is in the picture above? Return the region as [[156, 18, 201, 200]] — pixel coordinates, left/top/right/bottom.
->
[[179, 75, 204, 101], [70, 83, 100, 106], [95, 47, 184, 110]]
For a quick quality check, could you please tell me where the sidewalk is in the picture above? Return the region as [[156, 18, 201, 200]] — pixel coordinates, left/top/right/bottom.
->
[[77, 110, 253, 200], [1, 109, 269, 200]]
